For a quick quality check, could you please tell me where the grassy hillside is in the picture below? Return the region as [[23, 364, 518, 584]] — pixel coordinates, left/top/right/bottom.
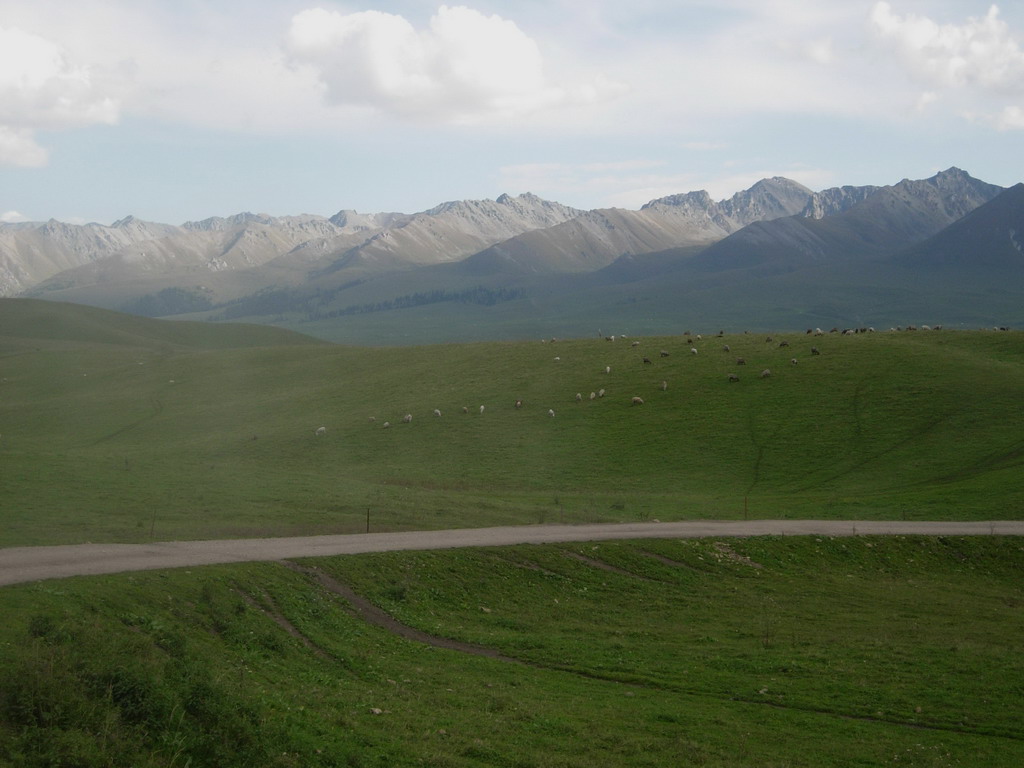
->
[[2, 536, 1022, 766], [0, 297, 326, 350], [2, 299, 1023, 546]]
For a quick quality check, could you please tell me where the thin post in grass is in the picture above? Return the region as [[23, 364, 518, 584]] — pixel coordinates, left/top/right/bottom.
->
[[366, 508, 370, 533]]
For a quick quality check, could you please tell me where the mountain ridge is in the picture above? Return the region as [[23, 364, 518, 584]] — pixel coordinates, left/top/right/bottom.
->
[[7, 167, 1022, 341]]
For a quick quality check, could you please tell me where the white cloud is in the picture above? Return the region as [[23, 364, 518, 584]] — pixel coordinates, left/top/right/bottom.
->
[[869, 3, 1024, 129], [995, 105, 1024, 129], [870, 3, 1024, 92], [1, 210, 28, 223], [0, 126, 47, 167], [285, 5, 614, 124], [0, 25, 119, 166]]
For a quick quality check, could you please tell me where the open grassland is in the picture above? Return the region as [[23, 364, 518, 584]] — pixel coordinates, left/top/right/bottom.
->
[[2, 536, 1022, 767], [2, 299, 1023, 546]]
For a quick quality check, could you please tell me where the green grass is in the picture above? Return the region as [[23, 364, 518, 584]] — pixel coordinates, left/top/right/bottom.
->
[[2, 536, 1022, 767], [2, 299, 1024, 546]]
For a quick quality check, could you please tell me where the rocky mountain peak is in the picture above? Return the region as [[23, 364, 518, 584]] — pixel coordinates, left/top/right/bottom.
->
[[641, 190, 715, 211]]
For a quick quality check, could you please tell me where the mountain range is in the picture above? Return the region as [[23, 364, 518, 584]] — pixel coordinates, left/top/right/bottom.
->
[[3, 167, 1021, 343]]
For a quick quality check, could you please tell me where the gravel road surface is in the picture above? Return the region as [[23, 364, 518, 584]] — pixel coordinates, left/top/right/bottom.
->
[[2, 520, 1022, 587]]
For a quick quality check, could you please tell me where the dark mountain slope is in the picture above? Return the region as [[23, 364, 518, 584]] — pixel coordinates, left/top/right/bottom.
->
[[890, 183, 1024, 271], [682, 168, 1003, 275]]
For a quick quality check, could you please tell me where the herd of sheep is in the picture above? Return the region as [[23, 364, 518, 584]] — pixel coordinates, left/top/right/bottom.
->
[[312, 324, 968, 435]]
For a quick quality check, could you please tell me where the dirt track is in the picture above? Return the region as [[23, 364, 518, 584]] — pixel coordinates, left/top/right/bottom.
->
[[2, 519, 1023, 587]]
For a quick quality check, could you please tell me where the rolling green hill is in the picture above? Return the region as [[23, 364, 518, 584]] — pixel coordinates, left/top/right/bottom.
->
[[2, 536, 1022, 767], [2, 299, 1022, 547]]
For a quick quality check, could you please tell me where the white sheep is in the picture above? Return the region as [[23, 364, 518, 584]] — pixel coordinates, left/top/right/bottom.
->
[[631, 396, 644, 405], [383, 421, 391, 428], [660, 380, 668, 391], [315, 426, 326, 436], [598, 388, 605, 398], [605, 366, 611, 374], [548, 409, 555, 417], [433, 409, 442, 417], [575, 392, 583, 402], [403, 413, 413, 423], [761, 369, 772, 378], [479, 405, 485, 414]]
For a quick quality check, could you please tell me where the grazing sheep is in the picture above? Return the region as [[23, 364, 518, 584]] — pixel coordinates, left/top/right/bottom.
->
[[631, 341, 640, 347], [315, 426, 327, 436], [765, 336, 773, 343], [479, 405, 485, 414], [515, 399, 523, 409], [791, 358, 798, 365], [660, 380, 668, 391], [631, 396, 644, 405], [605, 366, 611, 374], [368, 416, 376, 422], [779, 340, 789, 348], [643, 356, 652, 364], [575, 392, 583, 402], [433, 409, 442, 417], [589, 391, 596, 400], [462, 406, 469, 414], [598, 388, 606, 398], [723, 344, 731, 352], [728, 373, 739, 382], [811, 347, 820, 355], [696, 334, 702, 341], [690, 347, 698, 355], [761, 369, 772, 378], [383, 421, 391, 428], [660, 350, 670, 357], [554, 356, 561, 361], [403, 413, 413, 424], [736, 357, 746, 365], [549, 409, 556, 417]]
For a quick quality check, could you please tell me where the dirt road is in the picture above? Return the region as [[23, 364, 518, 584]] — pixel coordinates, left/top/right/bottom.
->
[[2, 519, 1022, 587]]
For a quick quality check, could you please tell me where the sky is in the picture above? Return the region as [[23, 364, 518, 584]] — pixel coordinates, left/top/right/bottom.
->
[[1, 0, 1022, 225]]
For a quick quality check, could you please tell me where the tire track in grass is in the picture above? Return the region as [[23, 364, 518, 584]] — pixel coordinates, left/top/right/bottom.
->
[[277, 557, 1023, 742], [281, 560, 527, 665], [234, 585, 333, 660], [92, 396, 164, 445]]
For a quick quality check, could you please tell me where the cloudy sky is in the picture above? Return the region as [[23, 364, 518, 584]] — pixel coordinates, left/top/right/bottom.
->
[[1, 0, 1022, 225]]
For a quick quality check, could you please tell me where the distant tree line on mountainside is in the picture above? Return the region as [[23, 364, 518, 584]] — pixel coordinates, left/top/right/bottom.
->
[[310, 286, 525, 320], [125, 287, 215, 317], [210, 285, 524, 322]]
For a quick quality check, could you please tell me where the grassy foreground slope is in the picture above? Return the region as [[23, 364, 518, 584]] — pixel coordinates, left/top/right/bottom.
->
[[2, 298, 1023, 546], [2, 536, 1022, 767]]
